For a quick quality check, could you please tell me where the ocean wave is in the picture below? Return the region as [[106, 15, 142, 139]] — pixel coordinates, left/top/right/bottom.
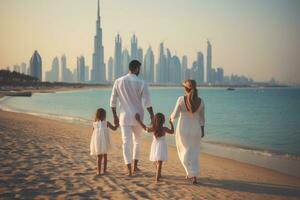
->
[[202, 140, 300, 161], [0, 104, 91, 126]]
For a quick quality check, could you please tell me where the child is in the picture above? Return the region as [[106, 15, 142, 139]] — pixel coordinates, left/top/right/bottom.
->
[[90, 108, 118, 175], [135, 113, 174, 182]]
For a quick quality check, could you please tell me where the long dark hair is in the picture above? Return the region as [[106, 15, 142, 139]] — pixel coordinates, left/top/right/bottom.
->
[[183, 80, 199, 113], [152, 113, 165, 138], [95, 108, 106, 122]]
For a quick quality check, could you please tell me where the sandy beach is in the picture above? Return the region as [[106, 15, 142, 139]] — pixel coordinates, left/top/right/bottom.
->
[[0, 110, 300, 199]]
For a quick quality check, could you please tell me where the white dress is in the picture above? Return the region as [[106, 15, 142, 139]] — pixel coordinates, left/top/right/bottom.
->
[[90, 121, 112, 155], [171, 96, 205, 177], [149, 135, 168, 162]]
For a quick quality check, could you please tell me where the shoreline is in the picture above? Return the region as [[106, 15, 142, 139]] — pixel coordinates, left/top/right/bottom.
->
[[1, 101, 300, 178], [1, 87, 300, 178], [1, 110, 300, 199]]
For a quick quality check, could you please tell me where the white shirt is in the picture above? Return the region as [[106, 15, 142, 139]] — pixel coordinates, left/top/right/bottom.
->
[[110, 73, 152, 126]]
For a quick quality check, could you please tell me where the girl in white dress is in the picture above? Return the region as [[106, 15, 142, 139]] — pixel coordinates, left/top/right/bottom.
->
[[171, 80, 205, 184], [90, 108, 118, 175], [135, 113, 174, 182]]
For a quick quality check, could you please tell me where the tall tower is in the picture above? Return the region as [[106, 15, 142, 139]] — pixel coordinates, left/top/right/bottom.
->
[[91, 0, 105, 83], [144, 46, 154, 83], [77, 56, 85, 83], [131, 34, 138, 60], [197, 52, 204, 84], [29, 50, 42, 81], [114, 33, 122, 80], [207, 40, 212, 84], [156, 42, 167, 84], [61, 55, 67, 82]]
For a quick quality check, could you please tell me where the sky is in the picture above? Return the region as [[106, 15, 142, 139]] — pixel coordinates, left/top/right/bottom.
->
[[0, 0, 299, 83]]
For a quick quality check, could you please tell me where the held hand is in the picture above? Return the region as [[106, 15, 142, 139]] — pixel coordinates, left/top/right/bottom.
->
[[169, 118, 173, 124], [114, 115, 119, 126], [150, 114, 154, 124], [135, 113, 141, 121]]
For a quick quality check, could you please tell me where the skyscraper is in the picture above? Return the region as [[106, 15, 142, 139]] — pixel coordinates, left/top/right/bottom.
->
[[122, 49, 130, 75], [45, 56, 59, 82], [91, 0, 105, 83], [144, 46, 154, 83], [138, 47, 143, 77], [61, 54, 67, 81], [131, 34, 138, 60], [107, 57, 113, 82], [85, 66, 90, 82], [207, 40, 212, 84], [182, 56, 188, 81], [77, 56, 85, 83], [114, 33, 122, 80], [29, 50, 42, 80], [216, 67, 224, 83], [170, 56, 181, 84], [197, 52, 204, 84], [156, 42, 167, 83]]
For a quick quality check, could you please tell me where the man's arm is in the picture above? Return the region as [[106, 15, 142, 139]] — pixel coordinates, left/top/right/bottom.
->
[[111, 107, 119, 127], [142, 82, 154, 121], [110, 81, 119, 126], [146, 107, 154, 122]]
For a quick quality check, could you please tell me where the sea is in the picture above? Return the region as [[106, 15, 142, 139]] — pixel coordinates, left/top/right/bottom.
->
[[1, 87, 300, 177]]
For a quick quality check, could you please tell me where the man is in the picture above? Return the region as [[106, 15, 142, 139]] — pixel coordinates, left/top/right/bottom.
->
[[110, 60, 154, 176]]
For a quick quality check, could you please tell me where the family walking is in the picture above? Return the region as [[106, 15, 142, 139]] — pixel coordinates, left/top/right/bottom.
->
[[90, 60, 205, 184]]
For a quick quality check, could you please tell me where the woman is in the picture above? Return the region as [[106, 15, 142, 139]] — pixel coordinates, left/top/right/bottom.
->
[[170, 80, 205, 184]]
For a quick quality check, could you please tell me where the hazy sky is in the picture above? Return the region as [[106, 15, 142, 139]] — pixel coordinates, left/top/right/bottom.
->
[[0, 0, 299, 83]]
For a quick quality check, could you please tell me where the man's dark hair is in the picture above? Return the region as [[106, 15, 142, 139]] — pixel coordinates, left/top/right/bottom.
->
[[129, 60, 141, 72]]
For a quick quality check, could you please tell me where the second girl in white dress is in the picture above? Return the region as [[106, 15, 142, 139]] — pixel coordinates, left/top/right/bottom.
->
[[135, 113, 174, 182]]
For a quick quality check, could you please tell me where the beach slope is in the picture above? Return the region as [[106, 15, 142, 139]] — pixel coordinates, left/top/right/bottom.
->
[[0, 110, 299, 199]]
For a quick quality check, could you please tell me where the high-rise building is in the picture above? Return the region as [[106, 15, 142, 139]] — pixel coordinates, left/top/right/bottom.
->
[[197, 52, 204, 84], [137, 48, 144, 77], [21, 63, 27, 74], [122, 49, 130, 75], [107, 57, 113, 82], [61, 54, 67, 81], [77, 56, 85, 82], [156, 42, 167, 83], [91, 0, 105, 83], [45, 56, 59, 82], [29, 50, 42, 80], [182, 56, 188, 81], [144, 46, 154, 83], [206, 40, 212, 83], [131, 34, 138, 60], [114, 33, 122, 80], [169, 56, 181, 84], [85, 66, 90, 82], [166, 48, 172, 83], [216, 67, 224, 83]]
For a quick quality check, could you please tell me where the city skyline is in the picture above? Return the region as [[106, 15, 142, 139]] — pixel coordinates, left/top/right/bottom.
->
[[0, 0, 299, 84]]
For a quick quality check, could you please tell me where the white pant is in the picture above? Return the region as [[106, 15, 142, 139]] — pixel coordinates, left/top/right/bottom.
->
[[120, 125, 143, 164]]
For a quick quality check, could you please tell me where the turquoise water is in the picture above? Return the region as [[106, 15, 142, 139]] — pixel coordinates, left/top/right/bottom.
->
[[1, 87, 300, 156]]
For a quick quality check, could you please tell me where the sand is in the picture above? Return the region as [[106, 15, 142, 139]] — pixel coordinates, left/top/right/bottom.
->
[[0, 110, 300, 199]]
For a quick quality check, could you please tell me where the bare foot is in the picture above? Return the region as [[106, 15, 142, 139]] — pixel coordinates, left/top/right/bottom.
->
[[133, 167, 141, 173], [192, 177, 197, 184]]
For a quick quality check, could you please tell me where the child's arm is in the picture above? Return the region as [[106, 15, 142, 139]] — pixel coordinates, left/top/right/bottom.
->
[[107, 121, 118, 131], [163, 119, 174, 134]]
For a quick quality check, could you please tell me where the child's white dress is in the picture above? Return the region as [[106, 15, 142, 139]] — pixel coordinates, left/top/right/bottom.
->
[[149, 135, 168, 161], [90, 120, 112, 155]]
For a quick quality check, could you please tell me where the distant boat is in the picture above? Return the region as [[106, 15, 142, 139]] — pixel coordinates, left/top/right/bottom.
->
[[227, 87, 235, 91]]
